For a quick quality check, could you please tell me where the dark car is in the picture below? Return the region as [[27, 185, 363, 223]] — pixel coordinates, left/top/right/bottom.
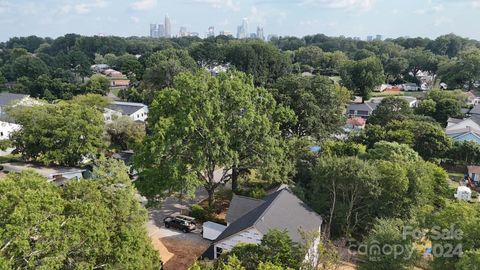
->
[[163, 215, 196, 233]]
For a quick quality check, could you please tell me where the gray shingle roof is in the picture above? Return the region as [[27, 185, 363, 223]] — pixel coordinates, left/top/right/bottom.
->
[[215, 188, 323, 243], [348, 102, 378, 113], [0, 92, 28, 107], [107, 102, 145, 116], [470, 104, 480, 115], [226, 195, 264, 224]]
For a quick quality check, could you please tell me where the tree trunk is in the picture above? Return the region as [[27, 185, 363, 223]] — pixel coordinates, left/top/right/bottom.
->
[[232, 165, 239, 193], [206, 187, 215, 208]]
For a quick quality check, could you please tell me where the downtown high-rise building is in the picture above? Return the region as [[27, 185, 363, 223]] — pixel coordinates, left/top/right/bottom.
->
[[150, 24, 158, 38], [236, 18, 248, 39], [207, 26, 215, 38], [257, 25, 264, 40], [165, 15, 172, 38], [179, 26, 187, 37]]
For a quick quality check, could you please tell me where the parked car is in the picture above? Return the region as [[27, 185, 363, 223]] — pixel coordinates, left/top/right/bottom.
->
[[163, 215, 196, 233]]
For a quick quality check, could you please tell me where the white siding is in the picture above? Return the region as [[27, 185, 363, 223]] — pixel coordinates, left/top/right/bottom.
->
[[0, 121, 21, 140], [214, 228, 263, 258], [103, 108, 122, 123], [129, 107, 148, 122]]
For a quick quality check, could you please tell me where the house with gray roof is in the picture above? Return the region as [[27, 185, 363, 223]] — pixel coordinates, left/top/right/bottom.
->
[[347, 102, 379, 118], [104, 101, 149, 122], [0, 92, 40, 140], [211, 187, 323, 259]]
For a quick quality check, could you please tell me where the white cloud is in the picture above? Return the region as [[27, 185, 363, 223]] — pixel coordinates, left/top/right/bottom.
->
[[301, 0, 376, 11], [75, 3, 90, 14], [73, 0, 108, 14], [0, 0, 11, 14], [473, 1, 480, 8], [192, 0, 240, 11], [130, 16, 140, 23], [130, 0, 157, 10]]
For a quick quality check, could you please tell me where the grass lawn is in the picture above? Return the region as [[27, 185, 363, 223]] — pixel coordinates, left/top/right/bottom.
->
[[0, 154, 21, 164], [110, 88, 121, 98]]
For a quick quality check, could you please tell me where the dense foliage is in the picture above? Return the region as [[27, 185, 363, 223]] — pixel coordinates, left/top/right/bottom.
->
[[0, 159, 161, 269]]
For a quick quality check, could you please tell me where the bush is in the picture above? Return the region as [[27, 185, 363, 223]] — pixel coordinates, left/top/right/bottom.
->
[[249, 187, 266, 199], [191, 204, 208, 221]]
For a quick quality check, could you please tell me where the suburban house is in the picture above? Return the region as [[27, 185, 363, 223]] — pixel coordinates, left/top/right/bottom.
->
[[103, 68, 130, 88], [402, 83, 420, 91], [0, 92, 40, 140], [467, 166, 480, 182], [210, 187, 323, 259], [345, 117, 366, 131], [347, 96, 417, 119], [104, 101, 149, 122], [347, 102, 378, 118], [446, 117, 480, 144], [91, 64, 110, 73], [0, 162, 87, 185]]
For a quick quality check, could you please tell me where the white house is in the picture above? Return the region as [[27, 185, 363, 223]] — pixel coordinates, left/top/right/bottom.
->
[[211, 187, 323, 259], [402, 83, 420, 91], [0, 121, 21, 140], [0, 92, 41, 141], [104, 101, 149, 122]]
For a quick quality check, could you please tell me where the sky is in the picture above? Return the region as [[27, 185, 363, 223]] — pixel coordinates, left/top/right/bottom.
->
[[1, 0, 480, 41]]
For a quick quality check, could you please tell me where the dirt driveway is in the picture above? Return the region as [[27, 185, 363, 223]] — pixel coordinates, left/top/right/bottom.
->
[[148, 219, 210, 270]]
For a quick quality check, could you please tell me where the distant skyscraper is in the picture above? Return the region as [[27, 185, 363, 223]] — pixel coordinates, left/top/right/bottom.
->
[[179, 26, 187, 37], [242, 18, 248, 38], [150, 24, 158, 38], [256, 25, 264, 40], [207, 26, 215, 38], [375, 35, 383, 41], [367, 35, 373, 41], [158, 24, 165, 37], [165, 15, 171, 38]]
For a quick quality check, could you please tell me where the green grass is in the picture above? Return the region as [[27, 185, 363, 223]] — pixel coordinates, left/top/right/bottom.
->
[[0, 154, 21, 163], [109, 88, 121, 98]]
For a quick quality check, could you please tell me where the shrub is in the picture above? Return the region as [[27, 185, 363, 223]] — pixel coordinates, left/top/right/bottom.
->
[[191, 204, 208, 221]]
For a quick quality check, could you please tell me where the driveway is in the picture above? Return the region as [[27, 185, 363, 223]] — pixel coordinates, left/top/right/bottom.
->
[[147, 187, 211, 270]]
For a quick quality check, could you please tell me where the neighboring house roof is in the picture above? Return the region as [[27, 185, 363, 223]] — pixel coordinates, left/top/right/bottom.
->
[[216, 188, 323, 244], [470, 104, 480, 115], [226, 195, 264, 224], [0, 92, 28, 107], [468, 166, 480, 174], [347, 117, 366, 127], [107, 102, 146, 116], [447, 118, 463, 125], [0, 162, 85, 181], [348, 102, 378, 113], [112, 150, 135, 164]]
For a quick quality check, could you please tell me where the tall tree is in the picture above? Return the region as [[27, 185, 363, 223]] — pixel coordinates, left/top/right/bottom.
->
[[9, 99, 105, 166], [272, 75, 350, 139], [0, 160, 161, 269], [136, 71, 292, 206], [368, 97, 413, 126], [340, 57, 385, 103]]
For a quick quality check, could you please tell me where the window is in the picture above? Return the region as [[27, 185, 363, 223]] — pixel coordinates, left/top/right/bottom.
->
[[0, 132, 3, 137], [216, 247, 223, 255]]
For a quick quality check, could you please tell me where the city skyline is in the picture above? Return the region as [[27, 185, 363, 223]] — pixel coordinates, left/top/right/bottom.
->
[[3, 1, 480, 41]]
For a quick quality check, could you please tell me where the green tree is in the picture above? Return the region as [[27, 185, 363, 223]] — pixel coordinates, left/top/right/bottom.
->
[[456, 250, 480, 270], [83, 73, 110, 95], [143, 48, 197, 89], [365, 141, 421, 162], [433, 98, 462, 125], [403, 48, 439, 81], [9, 100, 105, 166], [136, 71, 291, 205], [415, 99, 437, 117], [368, 97, 413, 126], [106, 115, 146, 150], [11, 54, 49, 80], [340, 57, 385, 103], [272, 75, 350, 139], [359, 219, 417, 270], [226, 41, 292, 86], [0, 166, 161, 269], [448, 141, 480, 165]]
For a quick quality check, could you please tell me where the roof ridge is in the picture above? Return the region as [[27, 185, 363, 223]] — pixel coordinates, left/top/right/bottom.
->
[[252, 189, 288, 228]]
